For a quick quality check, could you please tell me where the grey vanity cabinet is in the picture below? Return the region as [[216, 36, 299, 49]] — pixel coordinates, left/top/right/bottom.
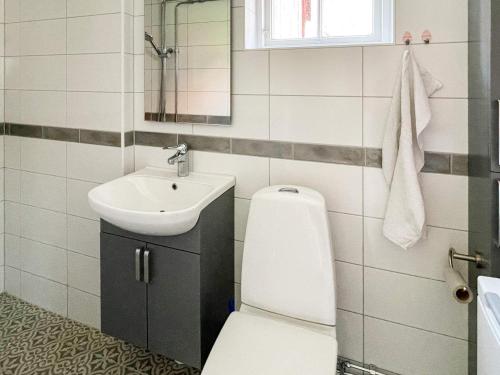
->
[[101, 234, 148, 348], [147, 243, 201, 366], [100, 187, 234, 370]]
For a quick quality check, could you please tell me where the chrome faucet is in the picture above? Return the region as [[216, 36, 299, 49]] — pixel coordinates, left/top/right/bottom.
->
[[164, 143, 189, 177]]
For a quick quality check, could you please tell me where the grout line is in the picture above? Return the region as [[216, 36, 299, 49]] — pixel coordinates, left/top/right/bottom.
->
[[364, 314, 470, 343]]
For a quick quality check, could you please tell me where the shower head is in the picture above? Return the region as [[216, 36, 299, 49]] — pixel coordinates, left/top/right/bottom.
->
[[145, 32, 162, 56], [145, 32, 154, 43]]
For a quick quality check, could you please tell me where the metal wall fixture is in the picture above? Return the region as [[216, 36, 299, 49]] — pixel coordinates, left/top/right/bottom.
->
[[449, 247, 486, 269], [338, 360, 390, 375], [445, 248, 486, 304]]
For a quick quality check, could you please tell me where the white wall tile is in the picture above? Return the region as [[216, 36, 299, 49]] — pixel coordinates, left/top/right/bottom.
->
[[21, 205, 67, 248], [67, 0, 121, 17], [20, 271, 67, 316], [20, 238, 67, 284], [191, 151, 269, 199], [68, 14, 121, 54], [335, 261, 363, 314], [4, 168, 20, 202], [193, 95, 269, 140], [68, 288, 101, 329], [67, 54, 122, 92], [365, 317, 468, 375], [20, 138, 67, 177], [5, 0, 66, 23], [232, 50, 269, 95], [67, 92, 122, 131], [395, 0, 468, 44], [68, 252, 100, 296], [5, 234, 20, 268], [336, 309, 363, 362], [67, 179, 99, 220], [234, 241, 243, 283], [6, 56, 66, 91], [21, 172, 66, 213], [5, 136, 20, 170], [271, 159, 362, 215], [5, 266, 21, 297], [270, 96, 362, 146], [67, 143, 123, 183], [5, 202, 21, 236], [7, 90, 67, 127], [234, 198, 250, 242], [422, 173, 468, 231], [67, 215, 100, 258], [330, 213, 363, 265], [6, 19, 66, 56], [270, 47, 362, 96], [365, 267, 468, 340]]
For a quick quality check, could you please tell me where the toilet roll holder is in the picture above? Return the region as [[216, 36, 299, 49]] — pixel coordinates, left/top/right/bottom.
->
[[449, 248, 486, 269]]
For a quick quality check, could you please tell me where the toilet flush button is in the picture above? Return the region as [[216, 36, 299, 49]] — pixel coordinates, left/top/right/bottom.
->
[[278, 187, 299, 194]]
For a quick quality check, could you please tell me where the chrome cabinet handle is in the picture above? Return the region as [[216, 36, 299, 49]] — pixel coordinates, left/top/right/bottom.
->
[[144, 249, 151, 284], [135, 248, 143, 282]]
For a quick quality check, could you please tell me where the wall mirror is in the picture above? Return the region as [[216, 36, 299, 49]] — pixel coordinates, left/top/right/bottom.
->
[[144, 0, 231, 125]]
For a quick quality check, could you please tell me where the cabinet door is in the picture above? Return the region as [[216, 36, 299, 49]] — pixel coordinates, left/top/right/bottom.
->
[[101, 233, 148, 348], [147, 245, 201, 368]]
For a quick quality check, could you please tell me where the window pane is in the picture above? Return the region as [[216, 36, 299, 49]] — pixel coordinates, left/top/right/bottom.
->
[[321, 0, 374, 37], [271, 0, 319, 40]]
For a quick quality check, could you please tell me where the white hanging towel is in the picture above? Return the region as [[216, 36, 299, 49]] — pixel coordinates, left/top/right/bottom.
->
[[382, 50, 443, 249]]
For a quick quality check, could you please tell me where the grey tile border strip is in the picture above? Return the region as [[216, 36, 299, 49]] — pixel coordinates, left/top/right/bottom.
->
[[0, 124, 469, 176], [7, 123, 43, 138], [5, 123, 124, 147], [451, 154, 469, 176], [80, 129, 121, 147], [422, 152, 451, 174], [43, 126, 79, 143], [365, 148, 382, 168], [231, 138, 293, 159], [124, 131, 135, 147], [135, 131, 178, 148], [179, 134, 231, 153], [294, 143, 365, 166]]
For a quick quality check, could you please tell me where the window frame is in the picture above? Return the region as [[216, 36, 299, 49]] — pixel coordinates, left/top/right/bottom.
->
[[257, 0, 394, 48]]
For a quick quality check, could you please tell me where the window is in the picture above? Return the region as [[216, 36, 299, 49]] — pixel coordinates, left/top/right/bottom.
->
[[246, 0, 394, 48]]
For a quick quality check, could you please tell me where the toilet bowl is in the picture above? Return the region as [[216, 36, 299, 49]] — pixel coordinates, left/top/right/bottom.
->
[[202, 186, 338, 375]]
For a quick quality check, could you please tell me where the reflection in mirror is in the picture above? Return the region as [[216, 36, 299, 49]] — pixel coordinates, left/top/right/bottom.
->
[[144, 0, 231, 125]]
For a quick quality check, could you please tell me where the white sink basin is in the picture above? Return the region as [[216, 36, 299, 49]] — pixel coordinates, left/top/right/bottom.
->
[[88, 167, 235, 236]]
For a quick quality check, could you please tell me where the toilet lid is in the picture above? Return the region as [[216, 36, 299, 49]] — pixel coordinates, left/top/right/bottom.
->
[[201, 312, 338, 375]]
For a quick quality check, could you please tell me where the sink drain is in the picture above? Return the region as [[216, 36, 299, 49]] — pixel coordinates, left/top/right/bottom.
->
[[172, 183, 178, 190]]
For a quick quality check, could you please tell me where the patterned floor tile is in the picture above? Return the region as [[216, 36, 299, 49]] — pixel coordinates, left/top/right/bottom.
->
[[0, 293, 201, 375]]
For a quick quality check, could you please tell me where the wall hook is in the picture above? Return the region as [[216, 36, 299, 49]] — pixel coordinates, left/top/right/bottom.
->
[[402, 31, 413, 45], [421, 30, 432, 44]]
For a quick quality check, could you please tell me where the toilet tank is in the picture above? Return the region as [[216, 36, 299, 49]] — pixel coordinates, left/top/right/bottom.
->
[[241, 186, 336, 326]]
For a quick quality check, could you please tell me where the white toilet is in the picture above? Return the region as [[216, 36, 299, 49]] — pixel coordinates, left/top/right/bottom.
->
[[202, 185, 338, 375]]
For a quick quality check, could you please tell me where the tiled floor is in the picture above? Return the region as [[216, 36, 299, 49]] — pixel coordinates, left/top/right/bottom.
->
[[0, 293, 201, 375]]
